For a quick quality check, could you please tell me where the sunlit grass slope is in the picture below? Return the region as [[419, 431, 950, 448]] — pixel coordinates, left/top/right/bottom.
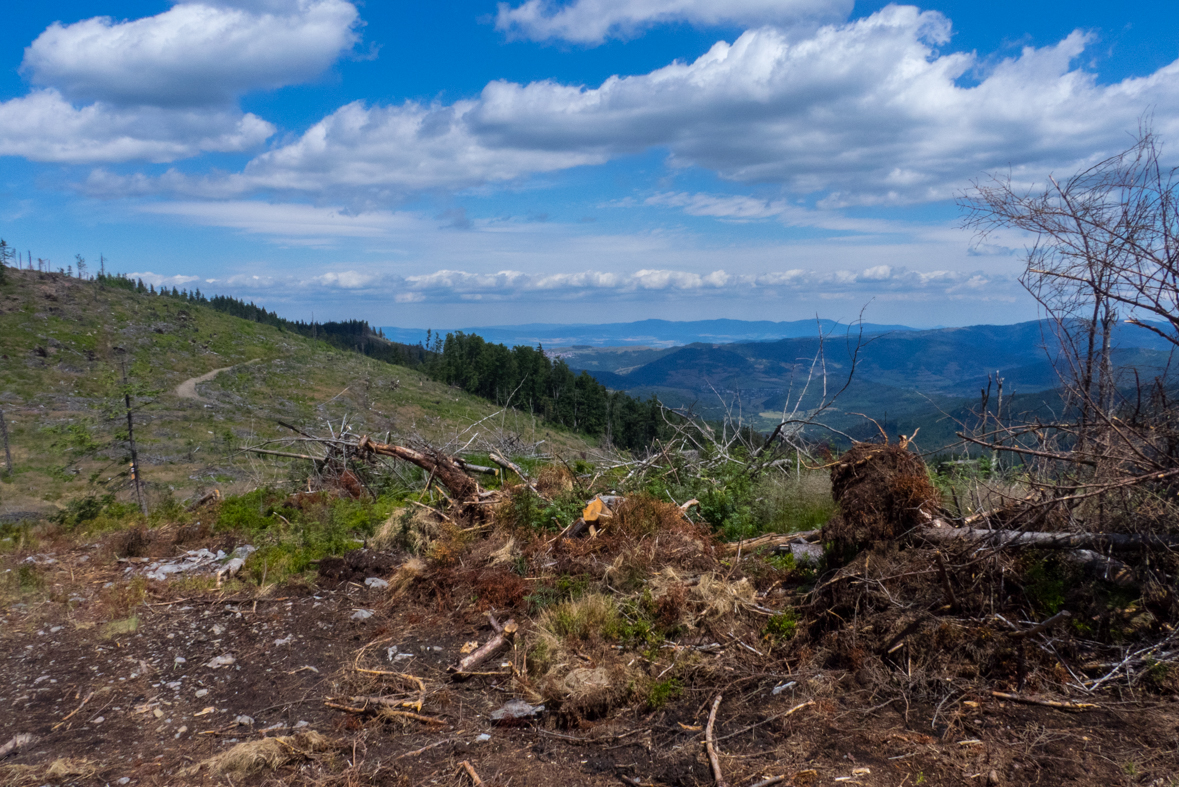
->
[[0, 269, 594, 515]]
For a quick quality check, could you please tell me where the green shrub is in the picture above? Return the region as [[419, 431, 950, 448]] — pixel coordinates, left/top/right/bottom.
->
[[1023, 555, 1069, 615], [763, 609, 798, 644], [526, 573, 590, 612], [500, 488, 585, 532], [646, 677, 683, 710]]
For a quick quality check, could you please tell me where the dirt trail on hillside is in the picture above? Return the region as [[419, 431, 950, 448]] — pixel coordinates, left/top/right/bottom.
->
[[174, 360, 261, 403]]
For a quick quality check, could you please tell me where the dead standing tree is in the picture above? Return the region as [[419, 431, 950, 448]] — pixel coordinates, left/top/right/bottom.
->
[[961, 126, 1179, 537], [0, 407, 12, 476], [118, 360, 150, 516]]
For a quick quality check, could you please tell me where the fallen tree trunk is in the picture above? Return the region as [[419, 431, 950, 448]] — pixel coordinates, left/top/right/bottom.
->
[[453, 457, 497, 476], [916, 526, 1179, 552], [357, 436, 479, 501]]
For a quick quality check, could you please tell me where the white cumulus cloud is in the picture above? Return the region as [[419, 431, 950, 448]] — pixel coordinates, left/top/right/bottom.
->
[[495, 0, 851, 44], [0, 90, 274, 163], [236, 100, 607, 194], [22, 0, 360, 107], [1, 0, 360, 163], [152, 264, 1016, 306], [470, 7, 1179, 203]]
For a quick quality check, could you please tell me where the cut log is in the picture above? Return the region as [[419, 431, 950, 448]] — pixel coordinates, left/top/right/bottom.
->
[[722, 530, 820, 556], [449, 617, 517, 679], [916, 527, 1179, 552], [1060, 550, 1137, 587], [186, 488, 222, 512], [454, 458, 497, 476], [558, 495, 625, 541]]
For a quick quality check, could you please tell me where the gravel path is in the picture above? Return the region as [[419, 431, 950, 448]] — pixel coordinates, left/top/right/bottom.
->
[[174, 360, 260, 403]]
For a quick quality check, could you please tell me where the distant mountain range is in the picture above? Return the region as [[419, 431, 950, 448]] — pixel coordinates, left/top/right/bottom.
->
[[380, 317, 1175, 450], [379, 318, 916, 349], [557, 319, 1176, 450]]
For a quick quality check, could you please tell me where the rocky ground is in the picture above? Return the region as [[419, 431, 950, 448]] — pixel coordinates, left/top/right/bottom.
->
[[4, 532, 1179, 787]]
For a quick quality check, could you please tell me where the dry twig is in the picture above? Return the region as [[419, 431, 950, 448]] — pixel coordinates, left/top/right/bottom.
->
[[705, 693, 729, 787], [53, 691, 94, 730], [458, 759, 485, 785], [990, 691, 1096, 711]]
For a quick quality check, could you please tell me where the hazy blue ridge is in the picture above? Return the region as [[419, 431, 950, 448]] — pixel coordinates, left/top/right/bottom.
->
[[378, 318, 916, 349]]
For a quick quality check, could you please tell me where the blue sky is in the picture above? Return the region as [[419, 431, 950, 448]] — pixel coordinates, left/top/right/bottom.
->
[[1, 0, 1177, 329]]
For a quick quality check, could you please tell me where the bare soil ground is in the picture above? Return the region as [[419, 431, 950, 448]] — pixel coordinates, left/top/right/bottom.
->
[[4, 536, 1179, 787]]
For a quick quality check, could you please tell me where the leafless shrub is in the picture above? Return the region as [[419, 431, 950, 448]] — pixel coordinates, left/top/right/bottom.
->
[[961, 126, 1179, 537]]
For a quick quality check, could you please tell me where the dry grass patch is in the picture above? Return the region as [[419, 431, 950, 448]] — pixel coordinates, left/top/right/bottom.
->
[[182, 731, 334, 776]]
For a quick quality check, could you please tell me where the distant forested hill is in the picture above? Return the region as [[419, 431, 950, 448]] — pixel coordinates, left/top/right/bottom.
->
[[562, 320, 1177, 449]]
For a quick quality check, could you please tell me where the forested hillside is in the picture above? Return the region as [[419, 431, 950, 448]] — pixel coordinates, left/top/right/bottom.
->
[[170, 276, 673, 452], [421, 332, 667, 452]]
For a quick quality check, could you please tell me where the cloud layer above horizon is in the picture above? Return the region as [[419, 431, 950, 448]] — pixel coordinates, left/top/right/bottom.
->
[[2, 0, 1177, 326]]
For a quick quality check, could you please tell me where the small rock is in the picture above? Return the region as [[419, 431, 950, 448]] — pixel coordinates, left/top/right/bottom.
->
[[235, 715, 255, 726], [364, 577, 389, 589], [118, 778, 130, 785], [195, 689, 209, 698], [204, 654, 235, 669], [490, 700, 545, 722], [92, 716, 104, 724], [295, 720, 309, 728], [350, 609, 374, 621], [217, 557, 246, 581], [988, 771, 1000, 785], [174, 725, 188, 738], [476, 733, 491, 742], [562, 667, 612, 695], [174, 657, 186, 664], [229, 545, 256, 560]]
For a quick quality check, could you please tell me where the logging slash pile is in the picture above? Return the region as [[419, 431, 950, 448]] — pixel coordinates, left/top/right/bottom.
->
[[312, 431, 1179, 738], [798, 442, 1179, 700], [171, 427, 1179, 785]]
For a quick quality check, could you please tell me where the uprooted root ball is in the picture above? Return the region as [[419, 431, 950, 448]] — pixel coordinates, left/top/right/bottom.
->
[[822, 443, 941, 563]]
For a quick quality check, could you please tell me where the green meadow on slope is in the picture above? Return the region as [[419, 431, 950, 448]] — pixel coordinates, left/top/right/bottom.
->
[[0, 269, 594, 516]]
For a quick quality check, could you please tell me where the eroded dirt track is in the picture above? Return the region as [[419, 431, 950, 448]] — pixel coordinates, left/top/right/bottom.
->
[[4, 543, 1179, 787], [173, 359, 261, 403]]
